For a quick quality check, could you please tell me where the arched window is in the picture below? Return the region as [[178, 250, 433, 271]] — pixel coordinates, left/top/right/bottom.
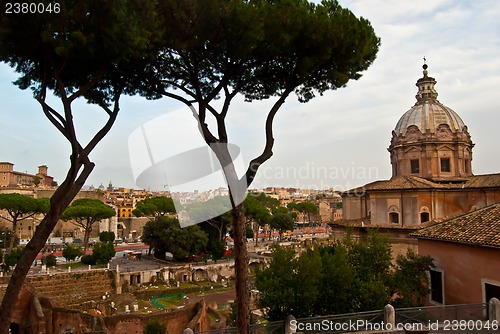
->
[[388, 205, 400, 224], [470, 205, 480, 212], [420, 206, 430, 223]]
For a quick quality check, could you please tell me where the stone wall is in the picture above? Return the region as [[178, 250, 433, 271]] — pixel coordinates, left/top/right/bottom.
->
[[2, 270, 213, 333], [26, 269, 115, 308]]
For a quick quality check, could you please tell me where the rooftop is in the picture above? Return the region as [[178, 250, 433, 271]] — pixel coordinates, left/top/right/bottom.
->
[[411, 203, 500, 248], [343, 173, 500, 194]]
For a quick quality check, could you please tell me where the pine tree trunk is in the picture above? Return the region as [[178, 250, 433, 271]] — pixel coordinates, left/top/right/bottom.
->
[[232, 202, 250, 334], [0, 209, 64, 332], [83, 227, 91, 255], [0, 162, 92, 333], [7, 226, 16, 253]]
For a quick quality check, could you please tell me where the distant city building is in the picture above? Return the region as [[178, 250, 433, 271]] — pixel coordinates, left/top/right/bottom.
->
[[0, 162, 54, 187], [342, 64, 500, 227]]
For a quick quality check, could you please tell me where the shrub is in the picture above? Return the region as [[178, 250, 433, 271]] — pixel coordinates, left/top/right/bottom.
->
[[99, 231, 115, 243], [80, 254, 96, 265], [3, 248, 23, 267], [41, 254, 57, 267], [62, 244, 82, 261], [92, 242, 115, 264]]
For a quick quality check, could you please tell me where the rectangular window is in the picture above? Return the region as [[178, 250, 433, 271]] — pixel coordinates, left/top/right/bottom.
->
[[440, 158, 451, 173], [464, 159, 470, 174], [411, 159, 420, 174], [389, 212, 399, 224], [420, 212, 430, 223], [485, 283, 500, 302], [430, 269, 444, 304]]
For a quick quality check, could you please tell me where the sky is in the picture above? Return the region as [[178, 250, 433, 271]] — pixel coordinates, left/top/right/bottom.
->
[[1, 0, 499, 193]]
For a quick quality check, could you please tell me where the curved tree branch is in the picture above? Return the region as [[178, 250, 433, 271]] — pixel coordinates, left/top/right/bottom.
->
[[244, 87, 294, 186]]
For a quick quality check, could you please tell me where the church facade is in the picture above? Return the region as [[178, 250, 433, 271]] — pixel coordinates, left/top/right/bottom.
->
[[342, 64, 500, 227]]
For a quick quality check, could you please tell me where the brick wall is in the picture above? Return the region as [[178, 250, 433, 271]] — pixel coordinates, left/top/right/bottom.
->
[[26, 269, 115, 308]]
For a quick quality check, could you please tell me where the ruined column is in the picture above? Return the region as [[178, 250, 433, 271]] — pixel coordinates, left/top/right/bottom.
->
[[384, 304, 395, 330], [284, 315, 297, 333], [115, 265, 122, 294], [489, 298, 500, 322]]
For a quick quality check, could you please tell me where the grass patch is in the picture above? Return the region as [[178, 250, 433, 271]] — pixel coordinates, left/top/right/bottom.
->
[[151, 293, 186, 309]]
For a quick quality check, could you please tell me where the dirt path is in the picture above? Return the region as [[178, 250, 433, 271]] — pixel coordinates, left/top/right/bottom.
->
[[184, 289, 236, 308]]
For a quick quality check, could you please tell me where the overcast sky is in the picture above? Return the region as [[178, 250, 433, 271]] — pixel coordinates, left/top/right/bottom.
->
[[1, 0, 499, 193]]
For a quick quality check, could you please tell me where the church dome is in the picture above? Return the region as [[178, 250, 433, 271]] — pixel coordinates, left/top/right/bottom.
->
[[394, 64, 467, 136], [394, 102, 467, 136], [388, 62, 474, 180]]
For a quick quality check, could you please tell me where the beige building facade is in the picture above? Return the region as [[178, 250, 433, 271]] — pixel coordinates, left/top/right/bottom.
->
[[0, 162, 54, 187]]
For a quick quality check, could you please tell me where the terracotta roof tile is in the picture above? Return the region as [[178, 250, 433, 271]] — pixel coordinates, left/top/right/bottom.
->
[[411, 203, 500, 247], [343, 173, 500, 194]]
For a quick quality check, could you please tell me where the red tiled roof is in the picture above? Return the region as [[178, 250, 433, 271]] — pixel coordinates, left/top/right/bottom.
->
[[411, 203, 500, 247], [343, 173, 500, 194]]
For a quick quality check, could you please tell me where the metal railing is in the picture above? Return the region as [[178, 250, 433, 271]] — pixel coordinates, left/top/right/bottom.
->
[[195, 320, 285, 334], [396, 303, 487, 324], [295, 309, 384, 333], [195, 303, 489, 334]]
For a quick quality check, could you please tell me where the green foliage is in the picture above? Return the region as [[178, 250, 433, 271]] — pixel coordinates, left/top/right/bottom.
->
[[61, 199, 115, 222], [390, 249, 434, 308], [133, 197, 176, 218], [80, 254, 96, 265], [92, 242, 116, 264], [270, 213, 295, 239], [41, 254, 57, 267], [62, 244, 82, 262], [295, 202, 318, 215], [0, 195, 48, 251], [256, 232, 434, 321], [0, 194, 41, 216], [36, 197, 50, 214], [210, 239, 226, 262], [144, 320, 167, 334], [289, 201, 318, 224], [293, 249, 323, 317], [3, 248, 23, 267], [147, 0, 379, 104], [189, 197, 232, 246], [255, 247, 298, 320], [61, 199, 115, 253], [316, 246, 357, 315], [99, 231, 115, 243], [142, 217, 208, 261], [271, 206, 289, 215], [186, 196, 232, 225], [244, 193, 279, 242], [245, 225, 254, 238], [244, 195, 272, 226], [0, 0, 161, 101]]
